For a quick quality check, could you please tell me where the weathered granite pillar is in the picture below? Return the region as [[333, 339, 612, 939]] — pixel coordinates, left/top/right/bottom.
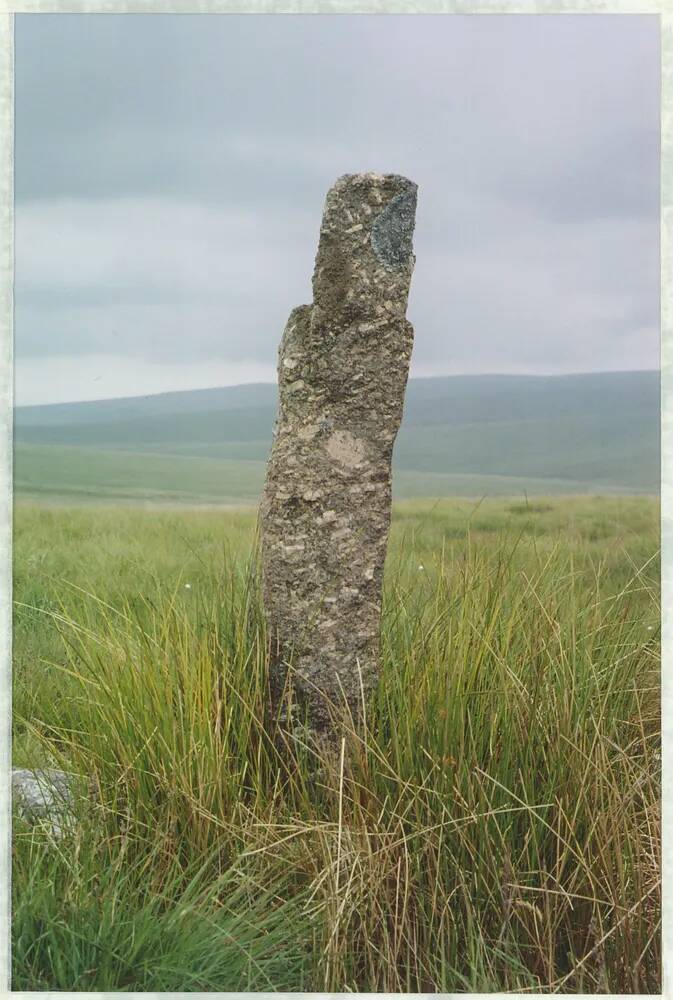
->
[[259, 173, 417, 734]]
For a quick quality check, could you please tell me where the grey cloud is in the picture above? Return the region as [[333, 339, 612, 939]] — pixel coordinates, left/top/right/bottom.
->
[[16, 14, 659, 215], [13, 12, 660, 400]]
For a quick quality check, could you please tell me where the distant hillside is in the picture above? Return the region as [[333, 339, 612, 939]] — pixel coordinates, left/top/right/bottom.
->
[[14, 371, 660, 503], [15, 382, 279, 428]]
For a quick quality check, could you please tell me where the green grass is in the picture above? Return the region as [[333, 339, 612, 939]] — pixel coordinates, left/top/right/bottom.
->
[[14, 443, 655, 506], [13, 831, 310, 991], [14, 445, 265, 504], [13, 496, 660, 991]]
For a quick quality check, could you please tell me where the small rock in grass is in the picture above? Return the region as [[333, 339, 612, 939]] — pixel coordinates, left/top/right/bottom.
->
[[12, 767, 79, 840]]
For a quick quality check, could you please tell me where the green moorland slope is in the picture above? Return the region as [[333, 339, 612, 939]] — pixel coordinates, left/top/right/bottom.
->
[[13, 497, 660, 992], [14, 370, 659, 501]]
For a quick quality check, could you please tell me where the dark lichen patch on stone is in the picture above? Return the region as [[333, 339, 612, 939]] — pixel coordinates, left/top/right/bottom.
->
[[370, 185, 417, 270]]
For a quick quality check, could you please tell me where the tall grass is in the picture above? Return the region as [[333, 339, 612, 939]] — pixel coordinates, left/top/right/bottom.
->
[[13, 500, 660, 991], [13, 823, 311, 991]]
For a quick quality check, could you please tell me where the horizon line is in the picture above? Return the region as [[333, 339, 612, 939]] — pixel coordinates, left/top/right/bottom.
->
[[16, 367, 660, 410]]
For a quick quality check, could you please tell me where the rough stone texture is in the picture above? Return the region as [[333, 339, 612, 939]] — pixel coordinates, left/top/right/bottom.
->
[[12, 768, 77, 839], [259, 173, 417, 733]]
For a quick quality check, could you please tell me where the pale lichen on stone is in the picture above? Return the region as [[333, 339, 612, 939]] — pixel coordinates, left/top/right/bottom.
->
[[259, 173, 418, 733]]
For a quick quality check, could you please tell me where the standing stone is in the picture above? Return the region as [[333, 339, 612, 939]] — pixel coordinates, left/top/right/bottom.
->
[[259, 173, 418, 734]]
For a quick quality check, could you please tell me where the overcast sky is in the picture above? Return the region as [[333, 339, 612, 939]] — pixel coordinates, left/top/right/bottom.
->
[[14, 13, 660, 405]]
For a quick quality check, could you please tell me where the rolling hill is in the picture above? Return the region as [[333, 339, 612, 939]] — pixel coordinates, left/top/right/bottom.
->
[[14, 371, 659, 503]]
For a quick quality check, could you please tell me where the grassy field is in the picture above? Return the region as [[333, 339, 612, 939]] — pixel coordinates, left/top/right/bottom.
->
[[14, 443, 656, 505], [12, 496, 660, 991], [14, 371, 660, 500]]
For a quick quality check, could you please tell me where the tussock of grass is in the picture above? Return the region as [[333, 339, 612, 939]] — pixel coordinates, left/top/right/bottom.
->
[[12, 498, 660, 991], [12, 823, 310, 991]]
